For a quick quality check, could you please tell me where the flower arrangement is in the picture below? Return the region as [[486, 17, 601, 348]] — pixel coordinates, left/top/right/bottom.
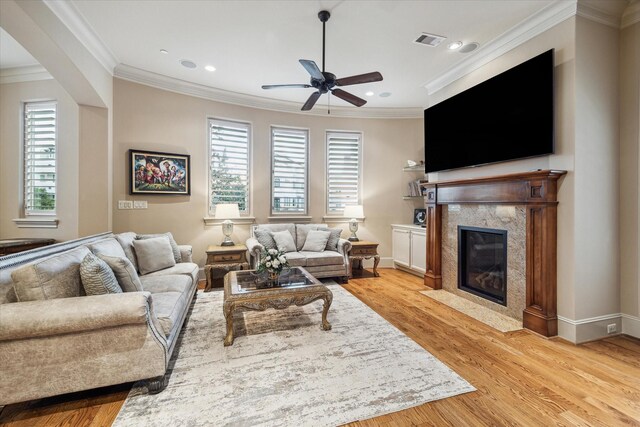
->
[[257, 248, 290, 279]]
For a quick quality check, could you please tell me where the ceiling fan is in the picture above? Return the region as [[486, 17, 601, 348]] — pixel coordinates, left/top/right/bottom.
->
[[261, 10, 383, 111]]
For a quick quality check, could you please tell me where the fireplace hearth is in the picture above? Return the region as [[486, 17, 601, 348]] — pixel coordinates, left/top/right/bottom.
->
[[458, 226, 507, 305]]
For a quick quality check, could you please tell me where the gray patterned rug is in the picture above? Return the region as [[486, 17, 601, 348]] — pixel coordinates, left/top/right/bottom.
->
[[113, 285, 474, 427]]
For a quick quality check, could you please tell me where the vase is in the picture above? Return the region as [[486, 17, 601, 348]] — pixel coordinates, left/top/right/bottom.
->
[[268, 271, 279, 281]]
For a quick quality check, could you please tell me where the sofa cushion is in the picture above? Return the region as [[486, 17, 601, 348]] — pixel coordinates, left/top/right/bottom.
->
[[141, 274, 192, 294], [137, 232, 182, 263], [11, 246, 91, 302], [88, 238, 128, 259], [79, 253, 122, 296], [255, 224, 295, 242], [299, 251, 344, 267], [115, 232, 139, 272], [151, 290, 189, 337], [133, 236, 176, 275], [143, 262, 199, 286], [254, 229, 277, 250], [98, 254, 143, 292], [283, 252, 307, 267], [295, 224, 328, 251], [271, 230, 297, 253], [302, 230, 332, 252], [325, 228, 342, 252]]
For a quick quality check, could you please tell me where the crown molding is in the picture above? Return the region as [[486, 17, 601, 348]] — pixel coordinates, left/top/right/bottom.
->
[[0, 65, 53, 84], [114, 64, 423, 119], [622, 1, 640, 28], [577, 2, 621, 28], [425, 0, 577, 95], [43, 0, 117, 75]]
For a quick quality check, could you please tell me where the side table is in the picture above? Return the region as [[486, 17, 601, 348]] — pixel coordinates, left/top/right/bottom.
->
[[348, 241, 380, 277], [205, 244, 249, 291]]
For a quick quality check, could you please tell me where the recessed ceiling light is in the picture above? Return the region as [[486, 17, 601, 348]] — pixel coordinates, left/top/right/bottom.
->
[[180, 60, 197, 69], [365, 91, 374, 97], [379, 92, 391, 98], [459, 42, 479, 53], [160, 49, 168, 54], [447, 41, 463, 50], [205, 65, 216, 72]]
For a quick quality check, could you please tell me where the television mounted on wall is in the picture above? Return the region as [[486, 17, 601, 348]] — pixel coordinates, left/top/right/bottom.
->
[[424, 49, 554, 173]]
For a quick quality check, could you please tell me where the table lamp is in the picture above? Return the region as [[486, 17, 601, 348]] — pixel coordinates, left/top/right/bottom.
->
[[215, 203, 240, 246], [343, 205, 364, 242]]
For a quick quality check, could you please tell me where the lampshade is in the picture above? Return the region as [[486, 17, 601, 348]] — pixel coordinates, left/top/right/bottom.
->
[[214, 203, 240, 219], [343, 205, 364, 219]]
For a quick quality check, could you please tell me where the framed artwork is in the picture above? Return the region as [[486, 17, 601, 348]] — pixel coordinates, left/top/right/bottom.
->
[[414, 208, 426, 226], [129, 149, 191, 195]]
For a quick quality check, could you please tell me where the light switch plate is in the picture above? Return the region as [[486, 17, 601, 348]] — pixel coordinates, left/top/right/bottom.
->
[[118, 200, 133, 209], [133, 200, 147, 209]]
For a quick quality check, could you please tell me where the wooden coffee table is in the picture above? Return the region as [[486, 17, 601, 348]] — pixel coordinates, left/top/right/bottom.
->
[[222, 267, 333, 346]]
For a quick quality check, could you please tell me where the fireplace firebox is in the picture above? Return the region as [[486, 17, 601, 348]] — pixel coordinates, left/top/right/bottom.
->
[[458, 226, 507, 305]]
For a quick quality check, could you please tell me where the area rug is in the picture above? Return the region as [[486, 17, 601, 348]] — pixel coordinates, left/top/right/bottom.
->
[[420, 289, 523, 333], [114, 285, 475, 427]]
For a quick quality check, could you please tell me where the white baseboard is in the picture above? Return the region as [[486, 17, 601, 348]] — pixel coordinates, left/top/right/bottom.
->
[[622, 313, 640, 338], [558, 313, 623, 343]]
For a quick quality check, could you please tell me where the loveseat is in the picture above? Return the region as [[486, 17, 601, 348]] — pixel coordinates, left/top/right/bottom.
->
[[246, 223, 351, 282], [0, 231, 198, 405]]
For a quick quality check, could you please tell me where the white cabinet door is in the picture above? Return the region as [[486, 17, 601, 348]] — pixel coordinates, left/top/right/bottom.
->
[[410, 230, 426, 273], [392, 228, 410, 267]]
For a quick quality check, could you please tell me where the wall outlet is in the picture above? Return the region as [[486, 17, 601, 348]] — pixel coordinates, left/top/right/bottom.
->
[[133, 200, 147, 209], [607, 324, 617, 334], [118, 200, 133, 209]]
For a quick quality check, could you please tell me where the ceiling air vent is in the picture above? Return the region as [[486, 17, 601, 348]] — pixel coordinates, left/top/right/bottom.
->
[[414, 33, 446, 47]]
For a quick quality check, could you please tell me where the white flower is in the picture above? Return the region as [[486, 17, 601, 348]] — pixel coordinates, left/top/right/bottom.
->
[[266, 261, 272, 268], [272, 260, 280, 268], [268, 249, 277, 255], [278, 256, 286, 264]]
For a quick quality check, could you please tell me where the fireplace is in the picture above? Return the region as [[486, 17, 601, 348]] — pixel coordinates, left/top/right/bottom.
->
[[458, 226, 507, 305]]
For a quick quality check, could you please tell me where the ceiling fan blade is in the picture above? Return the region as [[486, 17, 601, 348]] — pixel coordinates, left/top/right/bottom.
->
[[336, 72, 383, 87], [299, 59, 324, 81], [331, 89, 367, 107], [262, 84, 312, 89], [301, 91, 322, 111]]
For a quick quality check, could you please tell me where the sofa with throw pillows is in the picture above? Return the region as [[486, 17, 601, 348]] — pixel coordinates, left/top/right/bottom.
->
[[246, 223, 351, 282], [0, 231, 197, 405]]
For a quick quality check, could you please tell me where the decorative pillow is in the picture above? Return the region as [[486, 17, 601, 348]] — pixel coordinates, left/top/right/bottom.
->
[[98, 254, 144, 292], [296, 224, 327, 251], [115, 232, 139, 272], [254, 229, 277, 250], [79, 253, 122, 296], [301, 230, 332, 252], [325, 228, 342, 252], [132, 236, 176, 275], [11, 246, 91, 302], [270, 230, 297, 253], [88, 238, 128, 259], [137, 232, 182, 263]]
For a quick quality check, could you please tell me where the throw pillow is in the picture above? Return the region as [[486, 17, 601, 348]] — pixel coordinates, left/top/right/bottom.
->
[[98, 254, 144, 292], [88, 237, 128, 259], [270, 230, 297, 253], [295, 224, 327, 251], [115, 232, 139, 272], [133, 236, 176, 275], [79, 252, 122, 296], [325, 228, 342, 252], [254, 229, 277, 250], [301, 230, 332, 252], [137, 232, 182, 263]]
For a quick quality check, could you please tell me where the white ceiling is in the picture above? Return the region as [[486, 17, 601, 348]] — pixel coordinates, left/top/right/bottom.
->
[[1, 1, 631, 111]]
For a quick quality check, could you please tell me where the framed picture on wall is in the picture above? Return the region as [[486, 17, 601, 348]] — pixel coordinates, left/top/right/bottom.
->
[[414, 208, 426, 226], [129, 149, 191, 195]]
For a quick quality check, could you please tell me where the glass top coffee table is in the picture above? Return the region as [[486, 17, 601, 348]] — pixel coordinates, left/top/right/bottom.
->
[[223, 267, 333, 346]]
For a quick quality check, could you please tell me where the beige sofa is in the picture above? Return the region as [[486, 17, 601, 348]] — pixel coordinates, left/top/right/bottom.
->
[[0, 231, 198, 405], [246, 223, 351, 282]]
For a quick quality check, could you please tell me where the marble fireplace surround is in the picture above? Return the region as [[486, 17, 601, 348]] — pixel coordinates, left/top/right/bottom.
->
[[422, 170, 566, 337]]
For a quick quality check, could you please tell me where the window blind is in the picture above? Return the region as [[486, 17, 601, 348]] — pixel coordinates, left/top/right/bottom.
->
[[24, 102, 57, 215], [326, 131, 361, 213], [209, 118, 250, 213], [271, 127, 308, 214]]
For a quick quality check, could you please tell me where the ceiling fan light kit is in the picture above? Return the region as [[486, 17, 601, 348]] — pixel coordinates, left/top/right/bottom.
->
[[261, 10, 383, 112]]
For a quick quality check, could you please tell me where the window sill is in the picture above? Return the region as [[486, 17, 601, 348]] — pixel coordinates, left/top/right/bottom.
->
[[12, 217, 59, 228], [322, 216, 365, 223], [203, 216, 256, 226], [267, 216, 312, 223]]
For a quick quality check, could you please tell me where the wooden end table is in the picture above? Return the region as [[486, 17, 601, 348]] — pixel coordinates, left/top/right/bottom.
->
[[205, 244, 249, 291], [348, 241, 380, 277]]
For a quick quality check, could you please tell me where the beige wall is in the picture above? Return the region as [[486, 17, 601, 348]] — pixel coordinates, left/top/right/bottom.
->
[[0, 79, 80, 241], [112, 78, 423, 267]]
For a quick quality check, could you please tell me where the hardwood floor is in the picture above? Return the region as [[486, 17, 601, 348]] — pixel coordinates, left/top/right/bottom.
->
[[1, 269, 639, 426]]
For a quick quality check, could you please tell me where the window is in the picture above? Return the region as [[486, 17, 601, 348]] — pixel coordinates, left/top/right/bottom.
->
[[326, 131, 362, 213], [271, 127, 308, 214], [208, 118, 250, 214], [24, 101, 57, 215]]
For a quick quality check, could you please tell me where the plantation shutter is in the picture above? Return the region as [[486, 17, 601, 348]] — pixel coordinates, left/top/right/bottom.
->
[[271, 127, 308, 214], [209, 118, 250, 213], [24, 102, 57, 215], [327, 132, 361, 213]]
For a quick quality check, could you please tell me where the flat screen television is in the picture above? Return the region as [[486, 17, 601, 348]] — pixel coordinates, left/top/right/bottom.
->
[[424, 49, 554, 173]]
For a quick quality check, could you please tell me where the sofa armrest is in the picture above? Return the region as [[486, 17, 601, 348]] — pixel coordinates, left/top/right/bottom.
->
[[337, 238, 352, 256], [178, 245, 193, 263], [0, 292, 156, 341], [246, 237, 264, 267]]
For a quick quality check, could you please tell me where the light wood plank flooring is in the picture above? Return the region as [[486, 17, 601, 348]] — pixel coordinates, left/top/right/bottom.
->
[[1, 269, 639, 426]]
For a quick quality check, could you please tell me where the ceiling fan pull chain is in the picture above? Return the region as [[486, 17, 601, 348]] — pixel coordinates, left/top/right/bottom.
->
[[328, 92, 331, 115]]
